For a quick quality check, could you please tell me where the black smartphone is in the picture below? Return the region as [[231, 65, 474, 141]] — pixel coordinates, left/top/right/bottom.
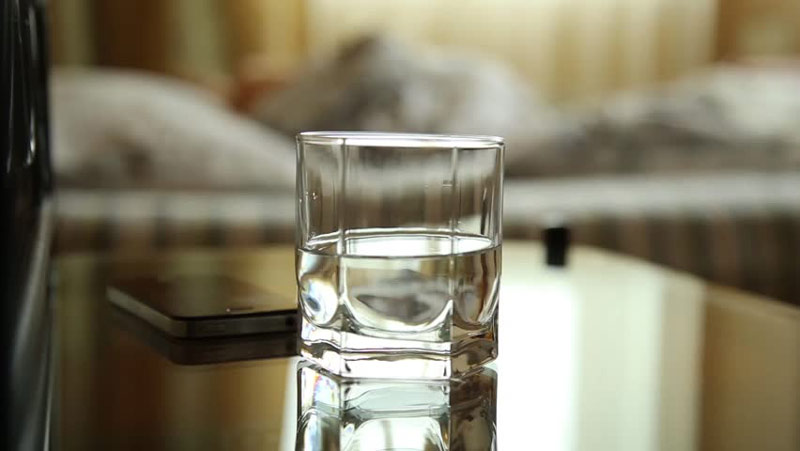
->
[[107, 274, 297, 338], [110, 306, 297, 365]]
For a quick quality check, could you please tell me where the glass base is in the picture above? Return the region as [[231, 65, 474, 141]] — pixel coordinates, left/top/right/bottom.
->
[[300, 318, 497, 379]]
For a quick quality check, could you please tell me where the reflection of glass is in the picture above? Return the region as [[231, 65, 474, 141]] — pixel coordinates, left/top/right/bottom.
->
[[296, 132, 504, 379], [295, 361, 497, 451]]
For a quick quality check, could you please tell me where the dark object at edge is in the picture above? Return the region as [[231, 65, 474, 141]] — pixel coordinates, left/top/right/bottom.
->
[[0, 0, 54, 448]]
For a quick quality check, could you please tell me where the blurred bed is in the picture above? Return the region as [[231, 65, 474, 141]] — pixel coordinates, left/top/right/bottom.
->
[[51, 37, 800, 304]]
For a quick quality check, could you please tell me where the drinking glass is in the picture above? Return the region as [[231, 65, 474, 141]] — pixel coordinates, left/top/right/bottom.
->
[[296, 132, 503, 379]]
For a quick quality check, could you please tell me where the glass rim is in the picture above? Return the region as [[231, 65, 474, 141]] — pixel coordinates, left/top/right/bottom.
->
[[297, 131, 504, 149]]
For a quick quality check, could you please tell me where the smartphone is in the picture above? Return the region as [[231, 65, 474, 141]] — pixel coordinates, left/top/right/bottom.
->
[[107, 274, 297, 338], [110, 306, 297, 365]]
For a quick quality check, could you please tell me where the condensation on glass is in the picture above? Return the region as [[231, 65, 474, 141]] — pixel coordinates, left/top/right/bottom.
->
[[296, 132, 503, 379]]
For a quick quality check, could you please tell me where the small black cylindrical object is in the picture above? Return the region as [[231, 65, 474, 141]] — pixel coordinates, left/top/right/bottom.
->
[[544, 225, 571, 267]]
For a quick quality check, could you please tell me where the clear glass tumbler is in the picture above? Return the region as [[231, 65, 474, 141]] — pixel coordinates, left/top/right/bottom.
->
[[296, 132, 503, 379]]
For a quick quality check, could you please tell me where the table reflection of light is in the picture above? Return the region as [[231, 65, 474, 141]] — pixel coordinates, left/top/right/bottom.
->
[[498, 269, 578, 451], [498, 243, 704, 451], [280, 357, 299, 451]]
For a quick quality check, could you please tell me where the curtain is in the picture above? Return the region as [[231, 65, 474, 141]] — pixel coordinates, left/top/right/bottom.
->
[[48, 0, 798, 103]]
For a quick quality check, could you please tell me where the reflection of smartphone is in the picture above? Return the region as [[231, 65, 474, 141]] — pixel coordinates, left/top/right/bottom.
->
[[107, 274, 297, 338]]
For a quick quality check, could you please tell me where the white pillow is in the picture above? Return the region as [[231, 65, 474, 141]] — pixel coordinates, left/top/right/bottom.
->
[[52, 68, 296, 191]]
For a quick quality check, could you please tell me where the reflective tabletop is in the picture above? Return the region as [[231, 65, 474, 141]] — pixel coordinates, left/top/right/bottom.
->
[[55, 242, 800, 450]]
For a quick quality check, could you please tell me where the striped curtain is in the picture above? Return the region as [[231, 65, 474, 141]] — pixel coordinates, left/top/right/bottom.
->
[[50, 0, 719, 103], [50, 0, 800, 102]]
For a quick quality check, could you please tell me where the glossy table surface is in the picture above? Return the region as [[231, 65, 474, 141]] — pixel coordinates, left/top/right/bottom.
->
[[55, 242, 800, 450]]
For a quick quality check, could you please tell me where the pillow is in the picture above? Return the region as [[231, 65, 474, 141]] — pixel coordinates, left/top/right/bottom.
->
[[52, 68, 296, 191], [252, 35, 800, 178], [250, 35, 562, 169], [507, 66, 800, 176]]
